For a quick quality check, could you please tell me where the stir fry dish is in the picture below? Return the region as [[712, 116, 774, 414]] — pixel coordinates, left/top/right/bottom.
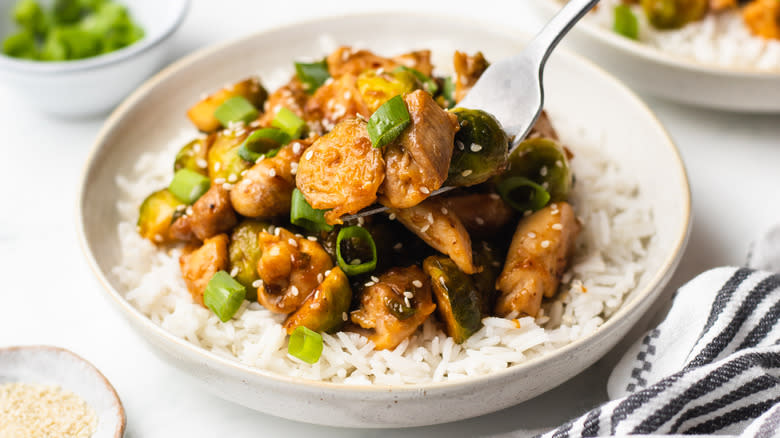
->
[[611, 0, 780, 40], [136, 46, 582, 363]]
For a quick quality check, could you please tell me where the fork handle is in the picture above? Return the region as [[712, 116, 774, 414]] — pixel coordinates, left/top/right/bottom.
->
[[526, 0, 600, 69]]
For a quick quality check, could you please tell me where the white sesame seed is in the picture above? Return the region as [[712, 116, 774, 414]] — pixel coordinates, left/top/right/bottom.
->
[[388, 213, 396, 220], [475, 217, 485, 225], [288, 238, 298, 247], [295, 234, 303, 238], [426, 213, 434, 224], [214, 177, 226, 184], [541, 240, 551, 248], [420, 187, 430, 194], [342, 312, 348, 321], [268, 168, 277, 177], [274, 227, 281, 236], [393, 242, 403, 250], [222, 182, 232, 190], [230, 266, 239, 277], [255, 156, 265, 164], [461, 169, 472, 177], [550, 203, 558, 209], [228, 173, 238, 183], [371, 276, 380, 283], [324, 270, 331, 277], [527, 232, 537, 238], [412, 280, 423, 288], [524, 210, 533, 217], [439, 277, 446, 286], [196, 158, 208, 168], [552, 223, 563, 230], [470, 143, 483, 152], [542, 181, 550, 189], [404, 296, 411, 307], [555, 160, 563, 167], [364, 281, 376, 287], [305, 151, 314, 161], [153, 234, 163, 243], [293, 142, 303, 154], [317, 273, 324, 283], [440, 207, 448, 215], [540, 166, 548, 176], [489, 193, 500, 200], [307, 236, 318, 241], [240, 170, 248, 176], [357, 217, 364, 226], [404, 291, 414, 298], [186, 206, 193, 216], [214, 162, 221, 171], [419, 224, 430, 233], [175, 204, 186, 212], [269, 246, 280, 256], [290, 286, 299, 296], [344, 91, 352, 100], [252, 279, 264, 288], [456, 140, 465, 150]]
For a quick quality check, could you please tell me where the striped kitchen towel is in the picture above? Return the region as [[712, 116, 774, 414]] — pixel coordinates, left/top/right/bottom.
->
[[541, 225, 780, 437]]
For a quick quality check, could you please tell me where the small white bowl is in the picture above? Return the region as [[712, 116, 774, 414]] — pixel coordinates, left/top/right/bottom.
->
[[0, 0, 189, 117], [532, 0, 780, 113], [0, 346, 125, 437]]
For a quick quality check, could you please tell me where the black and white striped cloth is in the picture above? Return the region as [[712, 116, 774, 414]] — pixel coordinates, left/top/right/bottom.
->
[[541, 225, 780, 437]]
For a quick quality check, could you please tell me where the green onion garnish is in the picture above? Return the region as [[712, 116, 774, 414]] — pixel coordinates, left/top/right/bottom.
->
[[169, 169, 211, 204], [271, 107, 306, 140], [213, 96, 259, 127], [613, 5, 639, 40], [336, 226, 377, 276], [2, 31, 37, 59], [497, 176, 551, 213], [441, 76, 456, 108], [295, 58, 330, 94], [204, 271, 247, 322], [288, 326, 323, 364], [366, 95, 410, 148], [394, 66, 438, 95], [237, 128, 290, 162], [290, 188, 333, 232]]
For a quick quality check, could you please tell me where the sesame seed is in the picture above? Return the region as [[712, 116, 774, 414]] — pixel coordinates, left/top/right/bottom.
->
[[440, 207, 448, 215], [542, 181, 549, 189], [426, 213, 434, 224], [288, 238, 298, 247], [550, 203, 558, 209], [388, 213, 396, 220], [420, 224, 430, 233], [527, 232, 537, 238], [470, 144, 482, 152], [175, 204, 186, 212], [371, 276, 380, 283], [420, 187, 430, 194], [475, 217, 485, 225], [228, 173, 238, 183], [541, 240, 551, 248], [403, 291, 414, 298], [293, 142, 303, 154], [412, 280, 423, 288], [214, 177, 226, 185], [344, 91, 352, 100], [456, 140, 465, 150], [351, 259, 362, 265], [552, 223, 563, 230], [252, 279, 264, 288], [317, 273, 324, 283], [324, 270, 331, 277], [555, 160, 563, 167], [524, 210, 533, 217], [240, 170, 248, 176], [540, 166, 548, 176], [196, 158, 208, 168], [307, 236, 318, 241], [214, 162, 221, 172], [295, 234, 303, 238], [269, 246, 280, 256], [273, 227, 281, 236], [153, 234, 163, 243], [290, 286, 299, 296], [230, 266, 239, 277], [404, 296, 411, 307], [255, 156, 265, 164], [222, 183, 232, 190], [305, 151, 314, 161], [186, 206, 193, 215], [268, 168, 276, 177], [439, 277, 446, 286], [364, 281, 375, 287], [342, 312, 348, 321], [461, 169, 472, 177], [357, 217, 364, 226], [489, 193, 500, 200], [393, 242, 403, 250]]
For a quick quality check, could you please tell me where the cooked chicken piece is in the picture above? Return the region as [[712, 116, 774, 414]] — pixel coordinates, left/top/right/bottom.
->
[[304, 74, 370, 131], [379, 90, 458, 209], [391, 197, 477, 274], [495, 202, 581, 318], [257, 78, 309, 127], [743, 0, 780, 39], [256, 227, 333, 313], [296, 118, 385, 224], [453, 51, 489, 103], [710, 0, 737, 11], [443, 193, 515, 236], [527, 110, 559, 141], [327, 46, 434, 78], [179, 234, 229, 306], [190, 185, 239, 241], [391, 50, 434, 76], [230, 137, 314, 218], [350, 266, 436, 350]]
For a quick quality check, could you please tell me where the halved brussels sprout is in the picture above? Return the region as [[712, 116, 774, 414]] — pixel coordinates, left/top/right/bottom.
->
[[137, 189, 184, 243], [207, 130, 251, 182], [472, 242, 502, 316], [174, 136, 212, 175], [422, 255, 483, 343], [283, 267, 352, 334], [641, 0, 708, 29], [187, 77, 268, 133], [498, 137, 572, 206], [228, 219, 270, 301], [356, 68, 418, 113], [446, 108, 509, 187]]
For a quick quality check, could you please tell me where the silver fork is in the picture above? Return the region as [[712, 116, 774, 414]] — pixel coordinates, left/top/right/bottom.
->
[[343, 0, 600, 221]]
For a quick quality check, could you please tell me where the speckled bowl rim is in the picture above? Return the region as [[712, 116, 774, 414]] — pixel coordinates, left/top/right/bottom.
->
[[535, 0, 780, 78], [0, 345, 126, 437], [0, 0, 190, 75], [76, 11, 691, 395]]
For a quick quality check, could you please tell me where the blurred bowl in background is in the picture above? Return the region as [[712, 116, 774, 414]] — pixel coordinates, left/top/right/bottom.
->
[[0, 0, 189, 117]]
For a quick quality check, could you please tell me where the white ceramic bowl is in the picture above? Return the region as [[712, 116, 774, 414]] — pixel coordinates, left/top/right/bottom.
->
[[0, 0, 189, 117], [77, 13, 691, 428], [0, 346, 125, 437], [532, 0, 780, 113]]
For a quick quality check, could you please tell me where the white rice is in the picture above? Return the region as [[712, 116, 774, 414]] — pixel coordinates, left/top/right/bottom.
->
[[588, 0, 780, 71], [111, 111, 654, 384]]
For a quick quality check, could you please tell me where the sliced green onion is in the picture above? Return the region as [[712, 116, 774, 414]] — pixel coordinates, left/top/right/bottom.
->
[[441, 76, 456, 108], [366, 95, 410, 148], [290, 188, 333, 232], [613, 5, 639, 40], [2, 31, 38, 59], [204, 271, 246, 322], [214, 96, 259, 127], [288, 326, 323, 364], [169, 169, 211, 204], [237, 128, 289, 162], [394, 65, 438, 95], [271, 107, 306, 140], [295, 58, 330, 94], [13, 0, 46, 34], [336, 226, 377, 276], [497, 176, 551, 213]]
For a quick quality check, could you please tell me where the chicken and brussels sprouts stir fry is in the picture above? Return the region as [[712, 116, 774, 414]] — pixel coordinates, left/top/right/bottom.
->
[[137, 47, 582, 363]]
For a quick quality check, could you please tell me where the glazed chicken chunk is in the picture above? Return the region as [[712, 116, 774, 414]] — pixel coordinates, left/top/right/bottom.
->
[[179, 234, 229, 305], [495, 202, 581, 318], [170, 184, 238, 242], [453, 51, 489, 103]]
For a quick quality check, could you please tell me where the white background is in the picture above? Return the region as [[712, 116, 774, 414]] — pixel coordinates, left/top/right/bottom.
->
[[1, 1, 779, 436]]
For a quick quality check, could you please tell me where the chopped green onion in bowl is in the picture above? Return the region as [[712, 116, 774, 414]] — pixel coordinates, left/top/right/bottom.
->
[[204, 271, 247, 322], [336, 226, 377, 276], [613, 4, 639, 40], [169, 169, 211, 204], [287, 326, 323, 364], [213, 96, 259, 127], [290, 188, 333, 232], [366, 94, 410, 148]]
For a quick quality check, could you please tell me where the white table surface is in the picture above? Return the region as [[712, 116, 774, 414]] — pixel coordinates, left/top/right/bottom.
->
[[1, 1, 779, 436]]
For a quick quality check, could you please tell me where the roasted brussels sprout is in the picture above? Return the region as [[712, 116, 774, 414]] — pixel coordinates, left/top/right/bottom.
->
[[356, 68, 417, 113], [498, 137, 572, 207], [423, 256, 483, 343], [472, 241, 502, 316], [228, 219, 270, 301], [174, 136, 212, 175], [137, 189, 185, 243], [207, 130, 251, 182], [186, 77, 268, 133], [446, 108, 509, 187], [641, 0, 708, 29], [283, 267, 352, 334]]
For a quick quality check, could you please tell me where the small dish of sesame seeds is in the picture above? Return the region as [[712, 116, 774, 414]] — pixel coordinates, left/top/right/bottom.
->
[[0, 346, 125, 438]]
